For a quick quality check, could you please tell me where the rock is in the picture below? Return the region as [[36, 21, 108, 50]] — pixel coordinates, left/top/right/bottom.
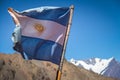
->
[[0, 60, 4, 70]]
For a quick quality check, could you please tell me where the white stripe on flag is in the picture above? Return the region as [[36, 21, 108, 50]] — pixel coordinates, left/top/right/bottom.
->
[[18, 16, 67, 45]]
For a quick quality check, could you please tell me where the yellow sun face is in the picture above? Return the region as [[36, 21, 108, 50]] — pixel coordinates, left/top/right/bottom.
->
[[34, 23, 45, 32]]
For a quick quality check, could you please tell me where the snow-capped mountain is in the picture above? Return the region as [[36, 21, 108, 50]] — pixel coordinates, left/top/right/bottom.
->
[[70, 57, 120, 79]]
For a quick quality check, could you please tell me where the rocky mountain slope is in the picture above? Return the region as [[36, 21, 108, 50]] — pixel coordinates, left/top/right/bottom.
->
[[0, 53, 118, 80], [70, 57, 120, 79]]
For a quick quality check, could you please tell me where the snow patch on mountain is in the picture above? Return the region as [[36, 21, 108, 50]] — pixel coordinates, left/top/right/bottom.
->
[[70, 57, 120, 79], [70, 57, 114, 74]]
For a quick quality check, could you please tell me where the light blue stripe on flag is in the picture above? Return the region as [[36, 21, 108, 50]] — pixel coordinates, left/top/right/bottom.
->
[[18, 7, 70, 26], [22, 36, 62, 64]]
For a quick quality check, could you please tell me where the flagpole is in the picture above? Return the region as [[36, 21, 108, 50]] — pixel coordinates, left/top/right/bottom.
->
[[56, 5, 74, 80]]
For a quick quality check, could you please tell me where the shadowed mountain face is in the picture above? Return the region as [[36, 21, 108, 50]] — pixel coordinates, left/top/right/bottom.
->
[[0, 53, 118, 80], [103, 58, 120, 79]]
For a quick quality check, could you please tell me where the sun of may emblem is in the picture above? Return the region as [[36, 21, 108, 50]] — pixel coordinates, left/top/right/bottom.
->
[[34, 23, 45, 32]]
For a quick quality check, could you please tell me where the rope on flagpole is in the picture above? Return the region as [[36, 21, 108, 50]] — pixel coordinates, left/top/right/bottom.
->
[[56, 5, 74, 80]]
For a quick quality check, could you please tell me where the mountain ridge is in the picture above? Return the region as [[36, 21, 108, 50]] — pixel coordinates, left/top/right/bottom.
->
[[70, 57, 120, 79], [0, 53, 118, 80]]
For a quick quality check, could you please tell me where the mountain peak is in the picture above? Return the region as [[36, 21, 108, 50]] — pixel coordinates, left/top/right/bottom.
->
[[70, 57, 120, 79], [108, 57, 115, 61]]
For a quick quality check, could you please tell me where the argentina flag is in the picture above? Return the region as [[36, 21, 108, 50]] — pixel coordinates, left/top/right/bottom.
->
[[8, 6, 70, 65]]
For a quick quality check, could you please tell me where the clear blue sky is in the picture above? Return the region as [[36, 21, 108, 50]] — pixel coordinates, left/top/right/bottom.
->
[[0, 0, 120, 61]]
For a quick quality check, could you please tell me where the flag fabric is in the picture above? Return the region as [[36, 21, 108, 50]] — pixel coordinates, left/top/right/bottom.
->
[[8, 6, 70, 65]]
